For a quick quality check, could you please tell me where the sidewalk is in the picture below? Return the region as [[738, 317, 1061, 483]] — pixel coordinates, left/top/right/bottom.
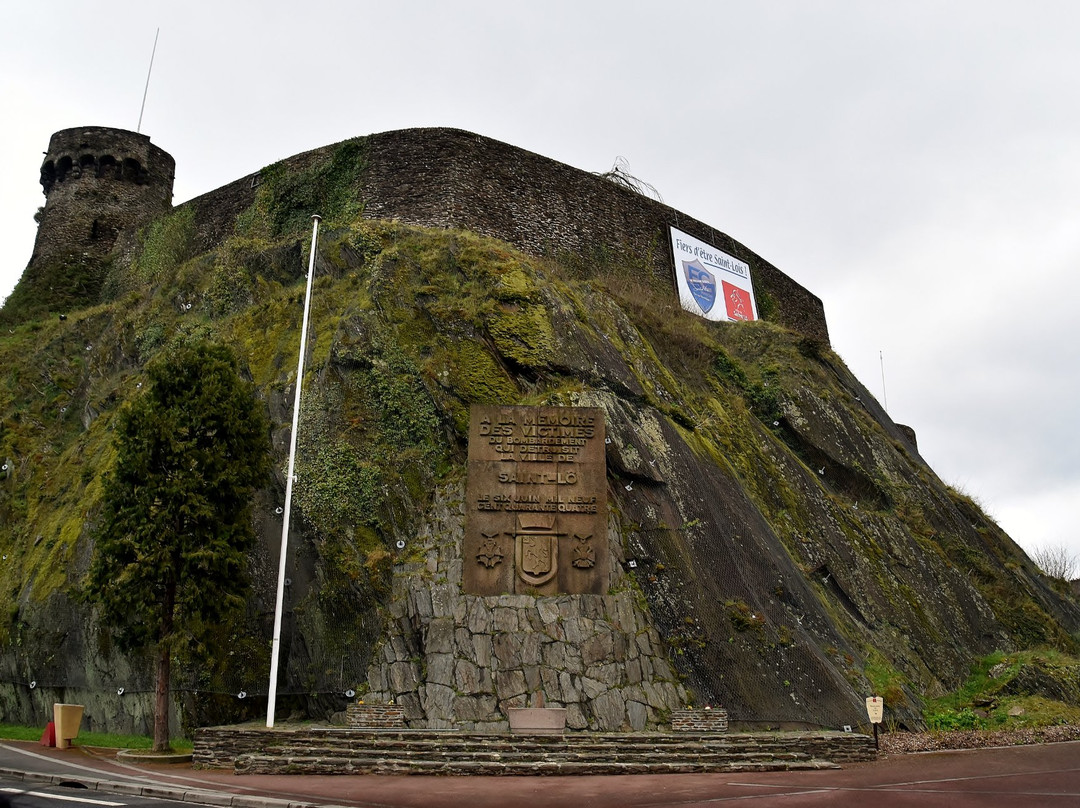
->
[[3, 738, 1079, 808]]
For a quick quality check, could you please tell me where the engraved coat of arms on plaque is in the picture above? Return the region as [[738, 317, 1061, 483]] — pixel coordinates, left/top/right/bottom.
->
[[464, 405, 607, 595]]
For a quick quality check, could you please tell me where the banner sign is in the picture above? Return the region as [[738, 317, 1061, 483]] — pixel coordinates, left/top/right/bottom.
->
[[670, 227, 758, 322]]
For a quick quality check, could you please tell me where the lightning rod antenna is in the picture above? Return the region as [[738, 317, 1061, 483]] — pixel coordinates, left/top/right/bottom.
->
[[137, 28, 160, 133], [879, 350, 889, 413]]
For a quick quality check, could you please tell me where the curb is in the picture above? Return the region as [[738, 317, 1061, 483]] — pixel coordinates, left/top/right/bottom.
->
[[0, 766, 351, 808], [116, 749, 193, 764]]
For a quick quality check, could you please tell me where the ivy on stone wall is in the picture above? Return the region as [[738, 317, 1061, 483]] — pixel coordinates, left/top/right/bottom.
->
[[238, 139, 369, 240]]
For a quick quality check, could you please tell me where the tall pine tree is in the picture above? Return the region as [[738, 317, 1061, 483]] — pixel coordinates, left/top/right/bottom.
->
[[86, 343, 270, 751]]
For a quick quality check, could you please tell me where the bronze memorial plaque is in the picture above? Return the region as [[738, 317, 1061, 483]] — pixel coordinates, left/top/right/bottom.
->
[[464, 405, 607, 595]]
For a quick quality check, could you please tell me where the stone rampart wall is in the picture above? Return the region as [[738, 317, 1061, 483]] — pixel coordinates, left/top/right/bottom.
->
[[181, 128, 829, 343]]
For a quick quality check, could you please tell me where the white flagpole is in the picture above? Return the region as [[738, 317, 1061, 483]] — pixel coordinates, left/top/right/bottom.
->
[[267, 214, 321, 728]]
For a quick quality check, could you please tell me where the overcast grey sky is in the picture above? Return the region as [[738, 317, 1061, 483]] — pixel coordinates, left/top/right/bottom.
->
[[3, 1, 1078, 568]]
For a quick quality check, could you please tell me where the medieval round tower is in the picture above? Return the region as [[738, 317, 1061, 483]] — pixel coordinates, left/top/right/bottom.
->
[[34, 126, 174, 266], [4, 127, 175, 320]]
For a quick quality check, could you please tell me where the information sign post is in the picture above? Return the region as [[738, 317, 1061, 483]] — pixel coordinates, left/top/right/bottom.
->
[[866, 696, 884, 750]]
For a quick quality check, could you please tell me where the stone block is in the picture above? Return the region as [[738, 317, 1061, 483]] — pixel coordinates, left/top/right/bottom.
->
[[541, 643, 567, 670], [580, 595, 605, 620], [635, 632, 654, 656], [389, 661, 419, 693], [544, 619, 566, 642], [366, 663, 387, 692], [621, 683, 646, 707], [612, 632, 629, 661], [389, 599, 407, 620], [421, 683, 456, 721], [663, 681, 687, 706], [452, 694, 498, 722], [521, 632, 542, 666], [431, 583, 457, 617], [426, 653, 455, 686], [467, 600, 492, 634], [562, 645, 584, 674], [580, 676, 607, 700], [585, 661, 624, 687], [652, 657, 675, 680], [642, 681, 667, 710], [425, 618, 455, 654], [390, 634, 410, 662], [411, 587, 434, 619], [615, 594, 638, 632], [556, 597, 577, 619], [498, 694, 529, 713], [446, 558, 464, 587], [454, 659, 483, 694], [471, 634, 493, 669], [591, 689, 626, 731], [565, 703, 589, 729], [536, 600, 561, 626], [581, 632, 614, 667], [559, 671, 579, 702], [627, 700, 648, 731], [495, 669, 528, 700], [493, 632, 524, 667], [523, 665, 542, 692], [540, 667, 562, 700], [398, 692, 424, 720], [492, 607, 520, 633]]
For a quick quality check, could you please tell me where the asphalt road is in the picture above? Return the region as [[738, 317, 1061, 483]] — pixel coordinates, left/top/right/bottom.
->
[[2, 739, 1079, 807], [0, 777, 191, 808]]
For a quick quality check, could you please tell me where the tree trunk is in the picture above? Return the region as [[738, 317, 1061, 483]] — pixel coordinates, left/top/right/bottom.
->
[[154, 639, 171, 752], [153, 578, 176, 753]]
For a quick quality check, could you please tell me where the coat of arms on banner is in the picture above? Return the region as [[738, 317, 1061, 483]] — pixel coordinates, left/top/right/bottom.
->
[[513, 515, 561, 586], [722, 280, 751, 321], [682, 259, 716, 313]]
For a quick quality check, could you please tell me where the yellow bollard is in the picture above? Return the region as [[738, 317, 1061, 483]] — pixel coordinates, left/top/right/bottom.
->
[[53, 703, 84, 750]]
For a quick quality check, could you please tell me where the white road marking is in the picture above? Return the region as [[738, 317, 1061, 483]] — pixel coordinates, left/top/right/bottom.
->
[[0, 787, 125, 806], [0, 744, 142, 781]]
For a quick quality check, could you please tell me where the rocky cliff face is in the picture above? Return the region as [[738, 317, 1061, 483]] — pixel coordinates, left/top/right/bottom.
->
[[1, 152, 1077, 736]]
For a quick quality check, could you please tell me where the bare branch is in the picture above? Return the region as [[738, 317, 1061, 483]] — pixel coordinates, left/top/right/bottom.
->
[[1030, 544, 1079, 581], [595, 156, 663, 203]]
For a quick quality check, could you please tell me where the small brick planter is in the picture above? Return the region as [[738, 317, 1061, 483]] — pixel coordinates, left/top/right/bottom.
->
[[346, 703, 406, 729], [671, 708, 729, 733]]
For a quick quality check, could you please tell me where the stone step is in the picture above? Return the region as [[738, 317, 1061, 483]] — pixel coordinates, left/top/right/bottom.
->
[[235, 753, 841, 776], [256, 744, 811, 764], [252, 732, 827, 752], [193, 727, 876, 773], [256, 741, 819, 758]]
